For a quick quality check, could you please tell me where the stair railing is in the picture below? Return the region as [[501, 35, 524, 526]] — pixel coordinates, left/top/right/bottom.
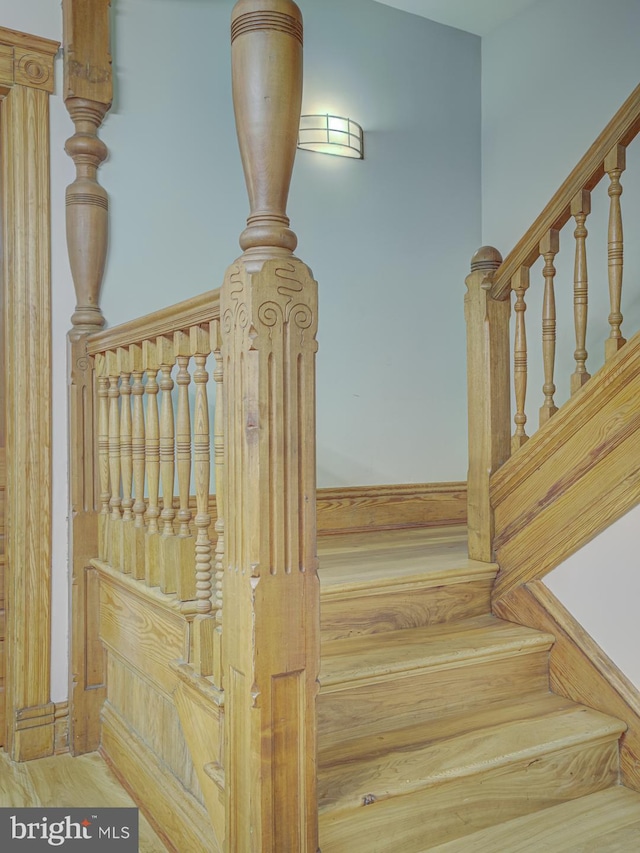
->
[[69, 1, 319, 848], [86, 292, 224, 678], [466, 82, 640, 562]]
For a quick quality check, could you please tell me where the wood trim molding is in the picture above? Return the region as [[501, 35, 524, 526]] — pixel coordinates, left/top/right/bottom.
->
[[491, 330, 640, 603], [494, 581, 640, 792], [0, 27, 58, 94], [54, 701, 70, 755], [1, 33, 58, 760], [316, 482, 467, 536]]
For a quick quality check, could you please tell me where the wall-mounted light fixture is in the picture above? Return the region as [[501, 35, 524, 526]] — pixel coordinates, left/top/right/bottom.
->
[[297, 114, 364, 159]]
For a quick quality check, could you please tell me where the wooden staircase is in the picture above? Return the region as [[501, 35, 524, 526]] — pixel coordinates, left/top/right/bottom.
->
[[315, 527, 640, 852]]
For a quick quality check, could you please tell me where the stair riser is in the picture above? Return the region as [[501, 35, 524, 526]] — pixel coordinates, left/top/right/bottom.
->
[[319, 650, 549, 740], [321, 578, 493, 642], [319, 738, 620, 852]]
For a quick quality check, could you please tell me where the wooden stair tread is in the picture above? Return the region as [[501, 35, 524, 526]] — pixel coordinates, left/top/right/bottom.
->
[[318, 691, 577, 765], [318, 702, 625, 813], [318, 525, 496, 591], [320, 614, 554, 688], [424, 786, 640, 852]]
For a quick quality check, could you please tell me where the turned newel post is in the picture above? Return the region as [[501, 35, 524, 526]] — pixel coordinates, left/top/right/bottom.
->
[[231, 0, 302, 262], [63, 0, 112, 754], [223, 2, 320, 850], [465, 247, 511, 562]]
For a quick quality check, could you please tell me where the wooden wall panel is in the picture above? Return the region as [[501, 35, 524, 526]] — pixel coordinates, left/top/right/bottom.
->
[[1, 30, 58, 760]]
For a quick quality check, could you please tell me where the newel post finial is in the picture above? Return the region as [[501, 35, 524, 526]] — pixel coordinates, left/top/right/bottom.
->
[[470, 245, 503, 275], [231, 0, 303, 262], [465, 245, 510, 563]]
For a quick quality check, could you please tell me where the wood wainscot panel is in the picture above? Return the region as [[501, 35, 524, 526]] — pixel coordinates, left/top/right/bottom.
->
[[97, 567, 188, 697], [101, 702, 216, 853]]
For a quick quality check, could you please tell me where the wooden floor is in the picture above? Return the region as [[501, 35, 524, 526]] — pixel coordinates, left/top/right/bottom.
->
[[0, 749, 168, 852]]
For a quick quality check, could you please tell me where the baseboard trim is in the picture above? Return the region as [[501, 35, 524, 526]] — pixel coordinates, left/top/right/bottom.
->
[[101, 701, 217, 853], [494, 580, 640, 791], [54, 701, 69, 754], [316, 482, 467, 535], [12, 702, 55, 761]]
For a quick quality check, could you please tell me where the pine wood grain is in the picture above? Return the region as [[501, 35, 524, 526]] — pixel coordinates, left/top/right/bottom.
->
[[319, 739, 620, 852], [495, 581, 640, 792], [319, 616, 552, 742], [491, 329, 640, 601], [426, 786, 640, 852], [465, 247, 511, 561], [2, 40, 57, 760], [319, 704, 623, 813], [316, 483, 467, 535], [102, 702, 215, 853], [319, 526, 496, 640], [0, 750, 167, 852]]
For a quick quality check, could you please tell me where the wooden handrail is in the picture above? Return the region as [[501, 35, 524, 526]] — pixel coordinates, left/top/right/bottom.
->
[[491, 83, 640, 300], [87, 288, 221, 354]]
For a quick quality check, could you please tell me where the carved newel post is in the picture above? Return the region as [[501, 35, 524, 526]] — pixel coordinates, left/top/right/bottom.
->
[[63, 0, 112, 754], [465, 247, 511, 562], [222, 2, 320, 850]]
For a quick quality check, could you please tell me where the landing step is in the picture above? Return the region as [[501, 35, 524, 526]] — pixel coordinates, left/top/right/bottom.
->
[[424, 786, 640, 852], [320, 614, 554, 689], [319, 527, 497, 640], [319, 699, 625, 814]]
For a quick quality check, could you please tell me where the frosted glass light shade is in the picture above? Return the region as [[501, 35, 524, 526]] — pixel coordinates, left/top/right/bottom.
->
[[297, 114, 364, 159]]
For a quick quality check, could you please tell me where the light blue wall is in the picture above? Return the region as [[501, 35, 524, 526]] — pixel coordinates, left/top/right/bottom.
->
[[483, 0, 640, 410], [101, 0, 482, 487], [482, 0, 640, 251], [482, 0, 640, 688]]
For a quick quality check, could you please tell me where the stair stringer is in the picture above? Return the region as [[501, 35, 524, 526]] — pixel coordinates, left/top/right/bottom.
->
[[494, 581, 640, 792], [490, 329, 640, 604]]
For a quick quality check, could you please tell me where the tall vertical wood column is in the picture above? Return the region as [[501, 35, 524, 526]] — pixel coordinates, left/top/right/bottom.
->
[[465, 247, 511, 562], [222, 2, 320, 850], [63, 0, 112, 754], [0, 28, 59, 760]]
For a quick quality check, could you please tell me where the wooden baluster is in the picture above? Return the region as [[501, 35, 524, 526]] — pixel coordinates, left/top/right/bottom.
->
[[174, 331, 196, 602], [512, 266, 530, 450], [96, 353, 110, 561], [158, 336, 177, 594], [212, 319, 225, 685], [191, 326, 214, 677], [605, 144, 627, 360], [106, 351, 123, 568], [223, 2, 319, 847], [143, 341, 161, 588], [570, 189, 591, 393], [129, 343, 146, 580], [118, 348, 133, 573], [539, 230, 559, 426], [192, 332, 212, 614]]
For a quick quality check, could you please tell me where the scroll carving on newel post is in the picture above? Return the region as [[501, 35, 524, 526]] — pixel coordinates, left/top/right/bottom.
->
[[63, 0, 112, 755], [465, 247, 511, 563], [222, 1, 320, 850]]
